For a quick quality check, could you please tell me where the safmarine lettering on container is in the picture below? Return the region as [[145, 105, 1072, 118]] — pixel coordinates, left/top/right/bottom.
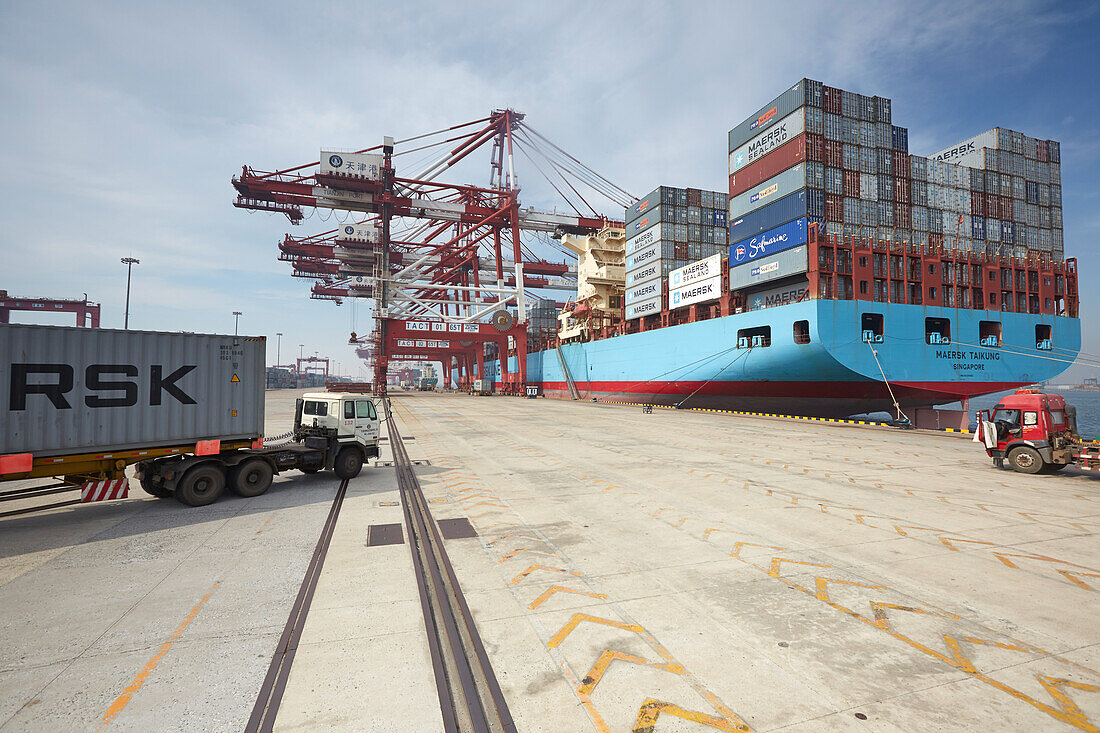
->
[[728, 218, 808, 267]]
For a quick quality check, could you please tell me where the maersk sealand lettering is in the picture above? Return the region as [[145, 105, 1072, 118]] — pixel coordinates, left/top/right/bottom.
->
[[747, 123, 788, 156]]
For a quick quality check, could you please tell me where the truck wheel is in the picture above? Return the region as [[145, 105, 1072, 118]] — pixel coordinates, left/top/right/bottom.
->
[[1007, 446, 1045, 475], [334, 448, 363, 479], [176, 465, 226, 506], [228, 460, 273, 498], [139, 474, 172, 499]]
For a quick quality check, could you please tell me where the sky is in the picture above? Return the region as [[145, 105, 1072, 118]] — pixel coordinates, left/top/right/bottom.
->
[[1, 0, 1098, 380]]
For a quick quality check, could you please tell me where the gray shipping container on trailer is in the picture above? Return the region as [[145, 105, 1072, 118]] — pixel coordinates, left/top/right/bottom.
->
[[1, 324, 265, 457]]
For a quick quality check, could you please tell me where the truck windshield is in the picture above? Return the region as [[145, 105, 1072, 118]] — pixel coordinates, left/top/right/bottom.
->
[[303, 401, 328, 416], [356, 400, 376, 420], [992, 408, 1020, 425]]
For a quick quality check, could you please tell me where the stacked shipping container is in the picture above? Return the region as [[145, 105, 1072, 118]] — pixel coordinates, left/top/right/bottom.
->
[[929, 127, 1063, 261], [727, 79, 1064, 267], [623, 186, 729, 319]]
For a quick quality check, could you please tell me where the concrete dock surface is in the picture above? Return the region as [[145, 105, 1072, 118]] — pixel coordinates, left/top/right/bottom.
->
[[1, 389, 1098, 731]]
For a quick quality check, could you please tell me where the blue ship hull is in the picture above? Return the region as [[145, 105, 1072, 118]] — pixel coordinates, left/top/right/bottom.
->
[[486, 300, 1080, 416]]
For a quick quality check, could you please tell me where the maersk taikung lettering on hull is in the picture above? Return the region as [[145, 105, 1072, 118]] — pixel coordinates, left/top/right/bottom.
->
[[486, 300, 1080, 417]]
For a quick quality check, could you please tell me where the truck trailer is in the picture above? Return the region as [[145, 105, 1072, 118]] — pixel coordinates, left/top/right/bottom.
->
[[1, 324, 380, 507]]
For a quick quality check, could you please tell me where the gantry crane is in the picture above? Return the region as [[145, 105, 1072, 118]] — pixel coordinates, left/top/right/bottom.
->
[[0, 291, 101, 327], [233, 110, 633, 393]]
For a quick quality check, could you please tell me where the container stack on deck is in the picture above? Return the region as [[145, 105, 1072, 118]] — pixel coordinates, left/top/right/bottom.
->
[[622, 186, 728, 320], [725, 79, 1065, 299]]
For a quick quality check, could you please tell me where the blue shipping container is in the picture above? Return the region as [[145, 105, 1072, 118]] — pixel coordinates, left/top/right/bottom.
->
[[729, 189, 824, 243], [891, 126, 909, 152], [729, 217, 811, 267], [971, 215, 985, 241]]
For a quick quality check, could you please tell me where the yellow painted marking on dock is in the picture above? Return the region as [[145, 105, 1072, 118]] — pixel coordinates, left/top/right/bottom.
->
[[1058, 571, 1100, 591], [633, 699, 749, 732], [527, 585, 606, 609], [576, 650, 682, 695], [102, 583, 218, 724], [498, 547, 558, 563], [510, 564, 582, 585], [255, 518, 273, 536], [546, 613, 644, 648]]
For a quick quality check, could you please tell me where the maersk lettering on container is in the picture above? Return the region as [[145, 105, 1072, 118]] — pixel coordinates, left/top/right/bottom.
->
[[729, 163, 807, 219], [626, 261, 661, 287], [928, 129, 998, 168], [626, 239, 662, 271], [669, 275, 721, 310], [669, 254, 721, 289], [625, 223, 662, 256], [729, 108, 805, 174], [625, 279, 661, 306], [626, 296, 662, 320], [729, 218, 808, 267]]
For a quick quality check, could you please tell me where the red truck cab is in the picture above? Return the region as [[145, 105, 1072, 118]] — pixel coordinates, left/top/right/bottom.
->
[[976, 389, 1079, 473]]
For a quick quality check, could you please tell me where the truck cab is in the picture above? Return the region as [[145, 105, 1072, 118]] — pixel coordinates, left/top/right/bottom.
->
[[976, 389, 1079, 473], [297, 393, 380, 445]]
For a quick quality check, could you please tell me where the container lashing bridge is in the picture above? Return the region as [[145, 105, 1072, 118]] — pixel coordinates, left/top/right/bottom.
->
[[232, 110, 634, 394]]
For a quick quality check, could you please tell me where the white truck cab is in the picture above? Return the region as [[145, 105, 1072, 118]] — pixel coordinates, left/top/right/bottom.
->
[[300, 393, 381, 443]]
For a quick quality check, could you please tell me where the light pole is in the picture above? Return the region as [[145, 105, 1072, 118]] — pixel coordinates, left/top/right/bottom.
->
[[276, 333, 283, 368], [121, 257, 139, 329], [232, 311, 242, 335]]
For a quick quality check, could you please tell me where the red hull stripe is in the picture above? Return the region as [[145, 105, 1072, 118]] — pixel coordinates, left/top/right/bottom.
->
[[533, 380, 1023, 400]]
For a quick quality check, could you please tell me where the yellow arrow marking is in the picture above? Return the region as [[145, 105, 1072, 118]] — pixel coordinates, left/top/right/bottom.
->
[[547, 613, 643, 648], [527, 585, 606, 610]]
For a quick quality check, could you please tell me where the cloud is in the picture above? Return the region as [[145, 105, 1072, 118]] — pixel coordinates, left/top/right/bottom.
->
[[2, 0, 1098, 377]]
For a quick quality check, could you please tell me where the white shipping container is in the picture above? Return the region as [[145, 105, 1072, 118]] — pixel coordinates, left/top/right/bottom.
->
[[669, 254, 721, 289], [319, 150, 383, 179], [625, 279, 662, 306], [626, 239, 663, 272], [929, 129, 998, 168], [625, 223, 663, 256], [669, 275, 721, 310], [626, 296, 662, 320], [625, 261, 662, 287], [729, 108, 806, 174]]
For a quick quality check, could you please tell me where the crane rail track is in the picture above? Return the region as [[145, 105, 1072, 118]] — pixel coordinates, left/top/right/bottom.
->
[[386, 397, 516, 733], [245, 477, 349, 733]]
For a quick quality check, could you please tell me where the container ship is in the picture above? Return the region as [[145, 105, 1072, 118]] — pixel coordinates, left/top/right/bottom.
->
[[487, 79, 1081, 417]]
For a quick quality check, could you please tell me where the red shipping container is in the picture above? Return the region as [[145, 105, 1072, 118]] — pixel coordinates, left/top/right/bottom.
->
[[824, 140, 843, 168], [971, 197, 984, 216], [929, 232, 944, 247], [1037, 141, 1049, 162], [728, 134, 806, 197], [892, 151, 911, 178], [823, 86, 842, 114], [894, 202, 911, 229], [893, 177, 910, 203], [843, 170, 860, 197], [806, 133, 825, 163], [825, 193, 843, 221], [686, 188, 701, 206]]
